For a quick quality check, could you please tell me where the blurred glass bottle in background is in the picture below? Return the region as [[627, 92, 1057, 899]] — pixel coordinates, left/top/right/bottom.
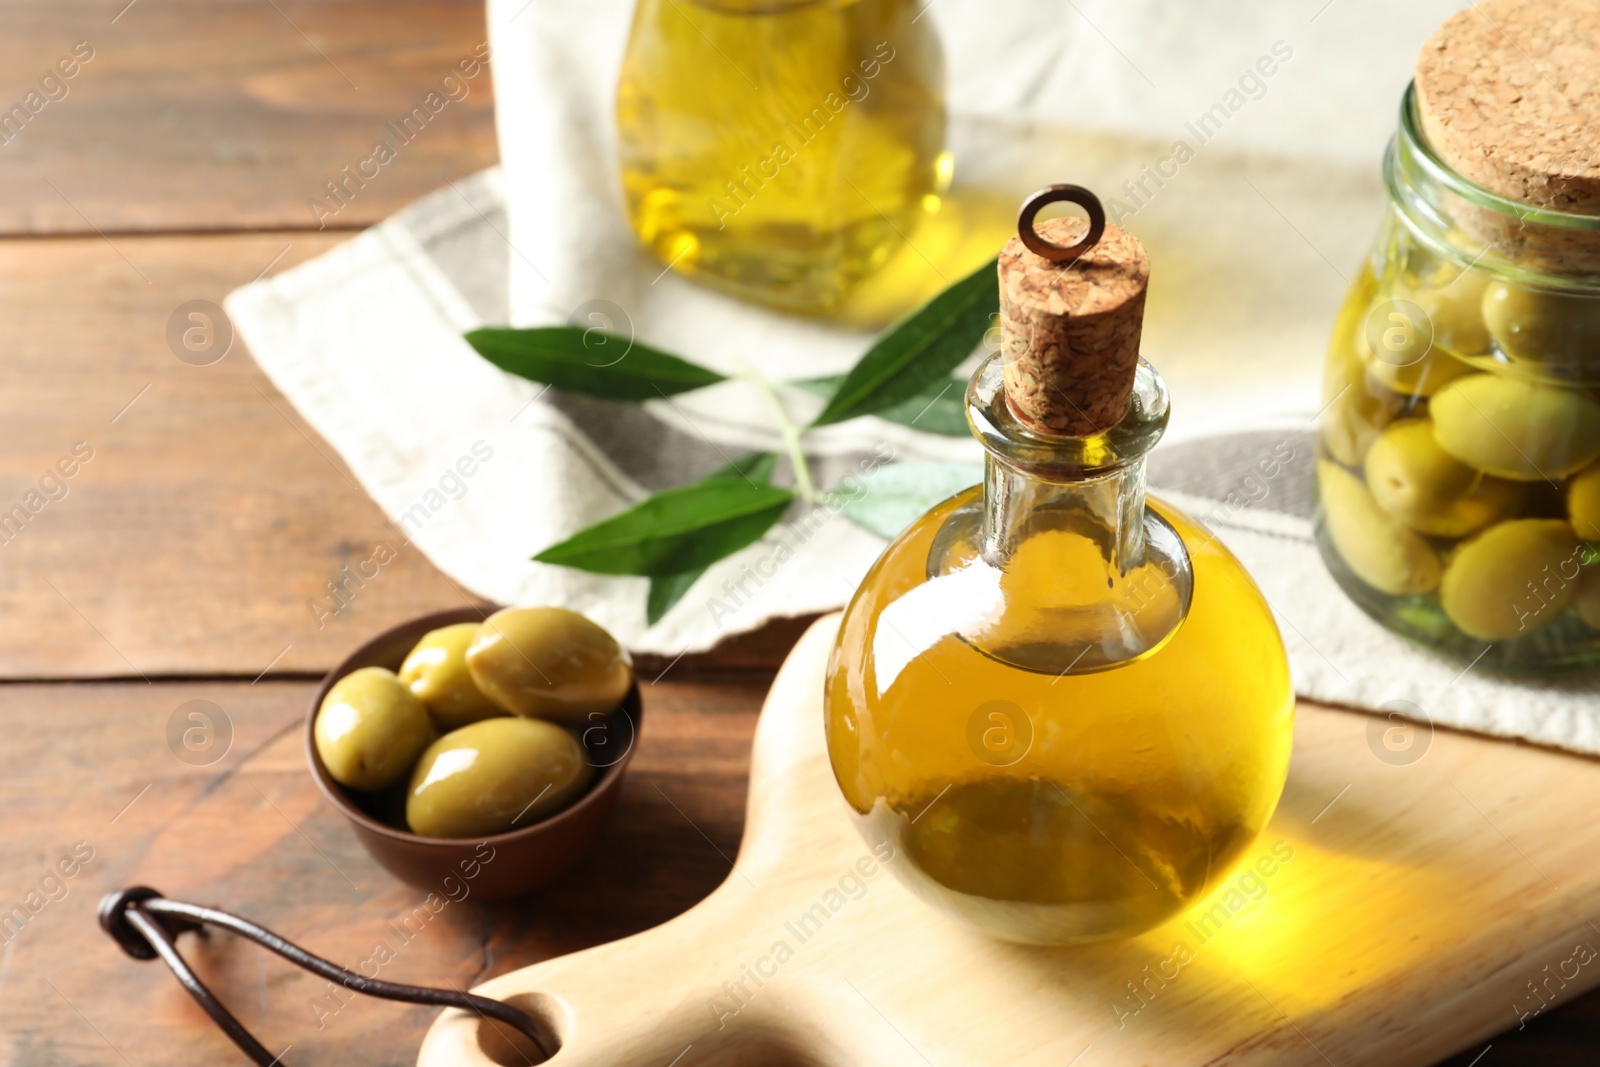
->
[[616, 0, 948, 314]]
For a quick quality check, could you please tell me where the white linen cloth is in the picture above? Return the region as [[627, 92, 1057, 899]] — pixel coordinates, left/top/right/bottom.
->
[[226, 0, 1600, 755]]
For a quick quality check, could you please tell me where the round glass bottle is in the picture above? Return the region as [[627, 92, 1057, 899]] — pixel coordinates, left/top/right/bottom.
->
[[825, 195, 1295, 944], [1315, 81, 1600, 671], [615, 0, 947, 313]]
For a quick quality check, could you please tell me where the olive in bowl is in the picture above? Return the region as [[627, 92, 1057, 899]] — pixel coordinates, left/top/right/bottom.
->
[[398, 622, 507, 730], [407, 718, 593, 839], [313, 667, 434, 791], [467, 606, 633, 723], [306, 606, 641, 900]]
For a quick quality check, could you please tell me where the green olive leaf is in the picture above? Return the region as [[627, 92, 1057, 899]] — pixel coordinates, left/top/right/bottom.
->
[[645, 452, 778, 623], [466, 326, 725, 400], [810, 258, 996, 427], [702, 451, 778, 486], [793, 374, 968, 437], [538, 464, 792, 579], [825, 460, 983, 540], [646, 570, 704, 626]]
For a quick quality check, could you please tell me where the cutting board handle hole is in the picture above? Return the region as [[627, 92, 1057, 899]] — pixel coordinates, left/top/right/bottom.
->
[[478, 993, 562, 1065]]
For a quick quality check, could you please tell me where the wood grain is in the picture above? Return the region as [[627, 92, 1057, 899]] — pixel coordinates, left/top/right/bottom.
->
[[1, 641, 1594, 1066], [0, 233, 482, 679], [0, 672, 763, 1066], [424, 615, 1600, 1067], [0, 1, 1593, 1063], [0, 0, 497, 235], [0, 232, 823, 681]]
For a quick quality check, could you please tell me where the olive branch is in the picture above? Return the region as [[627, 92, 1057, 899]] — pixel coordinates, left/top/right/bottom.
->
[[464, 259, 996, 623]]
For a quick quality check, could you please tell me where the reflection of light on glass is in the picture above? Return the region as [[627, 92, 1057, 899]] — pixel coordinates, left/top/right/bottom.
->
[[934, 149, 955, 191], [666, 231, 699, 268], [872, 561, 1003, 698]]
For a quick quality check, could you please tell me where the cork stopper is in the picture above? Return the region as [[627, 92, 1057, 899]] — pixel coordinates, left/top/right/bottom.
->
[[999, 186, 1149, 437], [1416, 0, 1600, 214]]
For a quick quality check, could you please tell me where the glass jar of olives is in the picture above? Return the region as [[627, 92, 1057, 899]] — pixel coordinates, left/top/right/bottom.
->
[[1316, 1, 1600, 672]]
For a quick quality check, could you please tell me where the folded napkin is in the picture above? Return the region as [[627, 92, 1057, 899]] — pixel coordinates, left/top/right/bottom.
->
[[227, 0, 1600, 756]]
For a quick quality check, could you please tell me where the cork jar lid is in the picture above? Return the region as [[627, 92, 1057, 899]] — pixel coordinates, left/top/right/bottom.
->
[[1415, 0, 1600, 214], [999, 186, 1149, 437]]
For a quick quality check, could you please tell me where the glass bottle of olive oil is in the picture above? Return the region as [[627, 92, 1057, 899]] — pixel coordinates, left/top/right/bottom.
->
[[825, 188, 1295, 944], [615, 0, 947, 313]]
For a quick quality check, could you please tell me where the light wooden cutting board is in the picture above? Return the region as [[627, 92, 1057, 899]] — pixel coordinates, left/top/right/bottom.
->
[[420, 614, 1600, 1066]]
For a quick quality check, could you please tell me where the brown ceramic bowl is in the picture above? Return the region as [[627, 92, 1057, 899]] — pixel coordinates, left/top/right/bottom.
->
[[306, 605, 641, 901]]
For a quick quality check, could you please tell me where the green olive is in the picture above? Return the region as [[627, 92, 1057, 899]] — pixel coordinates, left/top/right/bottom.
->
[[1482, 281, 1600, 366], [1430, 375, 1600, 481], [1319, 461, 1442, 595], [1574, 567, 1600, 630], [315, 667, 434, 791], [1568, 461, 1600, 541], [1322, 336, 1405, 466], [1439, 519, 1583, 640], [1364, 344, 1476, 398], [1364, 272, 1490, 396], [1363, 420, 1524, 537], [1418, 269, 1492, 354], [406, 717, 594, 838], [399, 623, 507, 731], [466, 607, 633, 723]]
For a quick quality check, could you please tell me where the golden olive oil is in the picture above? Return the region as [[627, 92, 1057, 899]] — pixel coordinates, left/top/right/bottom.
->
[[616, 0, 947, 312], [826, 489, 1295, 943]]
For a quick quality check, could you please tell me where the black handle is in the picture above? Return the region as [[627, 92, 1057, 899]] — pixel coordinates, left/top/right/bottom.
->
[[99, 886, 554, 1065]]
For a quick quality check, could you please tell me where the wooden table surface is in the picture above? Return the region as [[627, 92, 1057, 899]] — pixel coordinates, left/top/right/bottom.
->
[[0, 3, 1593, 1065]]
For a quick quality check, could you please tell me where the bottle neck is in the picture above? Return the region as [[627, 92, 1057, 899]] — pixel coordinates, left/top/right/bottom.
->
[[982, 454, 1149, 575], [925, 353, 1190, 676]]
